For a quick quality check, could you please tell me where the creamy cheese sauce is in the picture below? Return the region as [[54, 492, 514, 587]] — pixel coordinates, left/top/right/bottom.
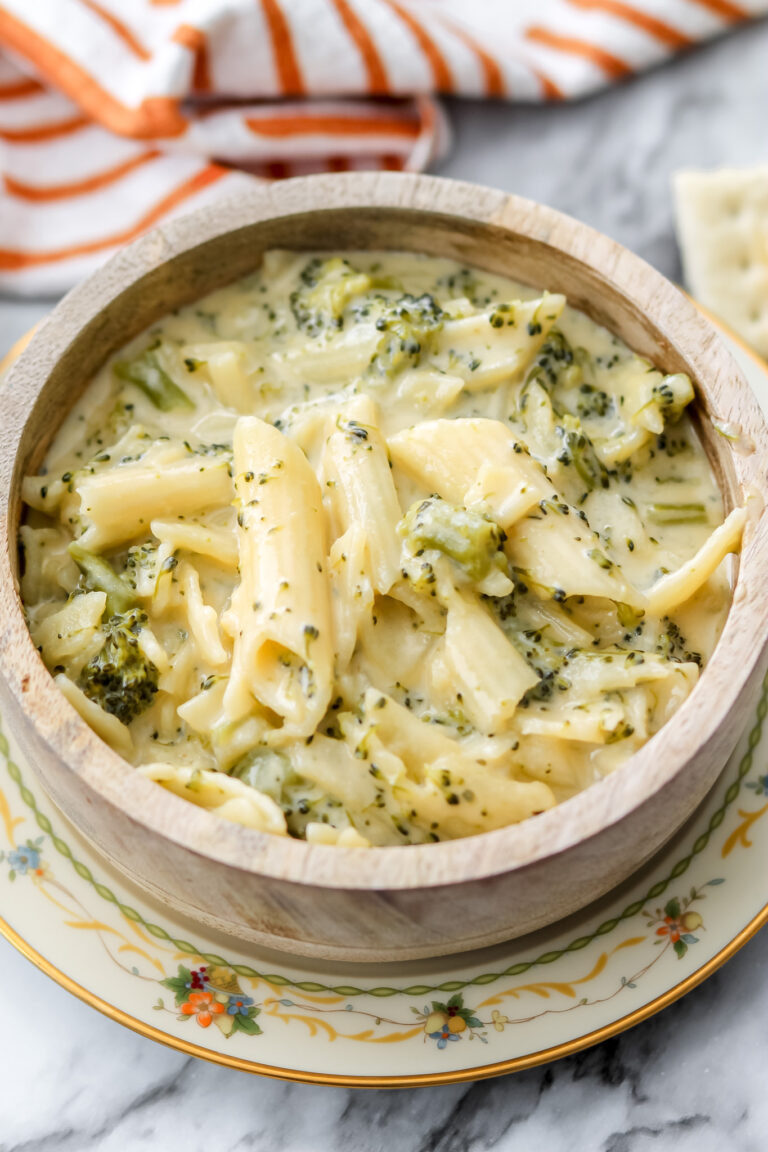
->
[[20, 251, 739, 846]]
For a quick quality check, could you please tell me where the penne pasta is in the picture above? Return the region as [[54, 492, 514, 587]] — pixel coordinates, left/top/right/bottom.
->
[[321, 396, 403, 593], [178, 562, 229, 667], [431, 294, 566, 389], [55, 672, 133, 757], [389, 418, 550, 528], [440, 587, 539, 733], [32, 591, 107, 670], [327, 526, 374, 677], [76, 455, 233, 551], [222, 416, 333, 741], [138, 762, 288, 835], [20, 249, 739, 846], [150, 519, 238, 570], [645, 506, 746, 616], [505, 501, 646, 608]]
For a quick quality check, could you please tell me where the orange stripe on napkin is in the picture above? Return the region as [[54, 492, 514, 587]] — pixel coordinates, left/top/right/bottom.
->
[[329, 0, 390, 93], [0, 9, 186, 138], [0, 164, 226, 270], [244, 112, 419, 138], [78, 0, 151, 61], [531, 66, 565, 100], [525, 26, 632, 79], [0, 113, 90, 143], [261, 0, 305, 95], [438, 18, 505, 96], [0, 77, 44, 100], [3, 150, 161, 201], [566, 0, 693, 49], [381, 0, 454, 91], [173, 25, 211, 92], [687, 0, 747, 18]]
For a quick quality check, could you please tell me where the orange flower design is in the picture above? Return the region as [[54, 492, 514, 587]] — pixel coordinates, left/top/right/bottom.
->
[[656, 910, 704, 947], [656, 916, 682, 944], [180, 991, 225, 1028]]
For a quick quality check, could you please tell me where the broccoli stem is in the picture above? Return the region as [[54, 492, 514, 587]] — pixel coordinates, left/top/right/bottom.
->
[[523, 329, 582, 402], [647, 502, 708, 525], [114, 347, 193, 411], [68, 542, 136, 616], [556, 423, 608, 490], [400, 496, 505, 581]]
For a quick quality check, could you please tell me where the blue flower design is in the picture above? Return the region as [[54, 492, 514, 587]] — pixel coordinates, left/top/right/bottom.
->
[[428, 1029, 461, 1050], [227, 994, 255, 1017], [7, 844, 40, 875], [746, 773, 768, 797]]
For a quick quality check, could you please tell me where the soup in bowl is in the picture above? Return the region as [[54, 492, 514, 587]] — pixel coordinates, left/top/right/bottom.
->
[[1, 173, 766, 960], [20, 249, 743, 848]]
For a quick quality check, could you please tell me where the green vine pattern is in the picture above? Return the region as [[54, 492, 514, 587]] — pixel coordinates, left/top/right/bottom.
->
[[0, 669, 766, 999]]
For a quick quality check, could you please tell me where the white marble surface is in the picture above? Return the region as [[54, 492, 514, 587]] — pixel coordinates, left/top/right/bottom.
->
[[2, 18, 768, 1149]]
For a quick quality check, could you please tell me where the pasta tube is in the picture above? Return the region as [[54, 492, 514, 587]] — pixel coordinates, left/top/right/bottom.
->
[[644, 506, 746, 616], [138, 762, 287, 835], [506, 501, 646, 608], [76, 456, 233, 551], [222, 417, 333, 740], [150, 519, 238, 570], [388, 418, 550, 529], [327, 526, 374, 676], [431, 294, 566, 389], [441, 587, 539, 733], [321, 396, 402, 593]]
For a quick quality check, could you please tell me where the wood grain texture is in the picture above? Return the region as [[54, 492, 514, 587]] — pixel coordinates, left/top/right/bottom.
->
[[1, 172, 767, 962]]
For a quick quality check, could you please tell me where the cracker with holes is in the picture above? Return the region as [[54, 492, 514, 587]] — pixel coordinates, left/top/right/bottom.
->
[[674, 168, 768, 358]]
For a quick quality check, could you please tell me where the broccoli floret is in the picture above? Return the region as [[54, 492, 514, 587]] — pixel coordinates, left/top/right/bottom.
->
[[230, 748, 342, 838], [555, 416, 608, 490], [576, 383, 613, 420], [519, 667, 572, 708], [399, 496, 505, 581], [436, 267, 484, 305], [78, 609, 159, 725], [369, 293, 443, 378], [524, 329, 582, 397], [655, 620, 702, 666], [68, 542, 136, 616], [114, 344, 193, 411], [651, 373, 695, 422], [290, 257, 372, 337]]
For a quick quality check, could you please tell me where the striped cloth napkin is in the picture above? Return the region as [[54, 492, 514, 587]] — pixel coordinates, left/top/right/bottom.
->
[[0, 0, 764, 294]]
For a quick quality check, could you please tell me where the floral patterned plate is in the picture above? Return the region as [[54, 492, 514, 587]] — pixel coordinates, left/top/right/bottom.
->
[[1, 314, 767, 1087]]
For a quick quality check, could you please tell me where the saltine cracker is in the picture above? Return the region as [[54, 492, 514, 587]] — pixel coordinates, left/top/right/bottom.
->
[[674, 168, 768, 359]]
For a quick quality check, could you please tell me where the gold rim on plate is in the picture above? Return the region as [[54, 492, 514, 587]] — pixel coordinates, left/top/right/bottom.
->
[[2, 902, 767, 1088], [1, 307, 766, 1088]]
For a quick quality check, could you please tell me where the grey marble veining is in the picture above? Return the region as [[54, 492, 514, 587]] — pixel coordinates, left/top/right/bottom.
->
[[1, 928, 766, 1151], [2, 17, 768, 1150]]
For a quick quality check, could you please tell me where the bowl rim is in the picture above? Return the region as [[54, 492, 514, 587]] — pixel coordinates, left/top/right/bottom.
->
[[2, 170, 768, 892]]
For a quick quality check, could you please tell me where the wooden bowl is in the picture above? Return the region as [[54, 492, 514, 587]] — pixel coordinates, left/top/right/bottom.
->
[[1, 173, 767, 963]]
